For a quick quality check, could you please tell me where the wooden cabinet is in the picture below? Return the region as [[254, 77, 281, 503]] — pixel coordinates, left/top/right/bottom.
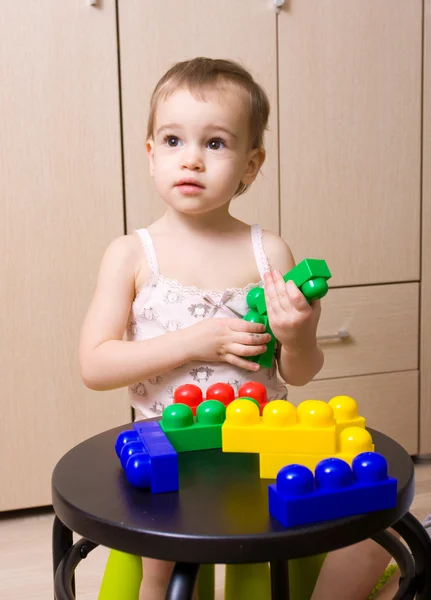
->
[[1, 1, 428, 511], [421, 0, 431, 454], [0, 1, 129, 511], [118, 0, 280, 234], [278, 0, 422, 287]]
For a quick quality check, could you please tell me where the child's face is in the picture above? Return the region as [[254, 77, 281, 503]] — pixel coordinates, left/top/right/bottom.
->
[[146, 85, 264, 216]]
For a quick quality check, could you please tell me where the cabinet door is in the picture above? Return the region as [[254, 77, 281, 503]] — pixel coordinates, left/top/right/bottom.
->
[[119, 0, 279, 234], [278, 1, 422, 286], [0, 1, 128, 510], [421, 0, 431, 455]]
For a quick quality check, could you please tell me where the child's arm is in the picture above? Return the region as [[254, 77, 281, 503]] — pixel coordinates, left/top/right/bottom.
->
[[79, 235, 271, 391], [262, 232, 324, 386]]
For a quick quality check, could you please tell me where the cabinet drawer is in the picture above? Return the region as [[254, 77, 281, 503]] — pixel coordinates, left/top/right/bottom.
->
[[288, 370, 418, 455], [316, 283, 419, 379]]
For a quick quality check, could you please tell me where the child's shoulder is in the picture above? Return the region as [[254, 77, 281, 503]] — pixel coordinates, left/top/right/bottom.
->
[[261, 228, 295, 273], [101, 233, 150, 291]]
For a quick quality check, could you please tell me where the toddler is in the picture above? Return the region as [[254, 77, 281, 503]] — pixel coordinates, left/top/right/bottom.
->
[[79, 57, 396, 600]]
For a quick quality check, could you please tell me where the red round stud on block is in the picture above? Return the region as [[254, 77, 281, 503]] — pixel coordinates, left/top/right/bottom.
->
[[173, 384, 203, 416], [205, 383, 235, 406], [238, 381, 268, 412]]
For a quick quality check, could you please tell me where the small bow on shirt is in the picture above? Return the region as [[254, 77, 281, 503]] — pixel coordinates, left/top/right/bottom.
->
[[203, 290, 241, 319]]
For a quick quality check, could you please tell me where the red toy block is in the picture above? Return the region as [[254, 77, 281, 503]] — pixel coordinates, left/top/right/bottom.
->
[[206, 383, 235, 406], [173, 384, 203, 416]]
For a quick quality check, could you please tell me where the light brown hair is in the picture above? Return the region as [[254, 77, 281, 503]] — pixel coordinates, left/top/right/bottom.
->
[[146, 57, 270, 197]]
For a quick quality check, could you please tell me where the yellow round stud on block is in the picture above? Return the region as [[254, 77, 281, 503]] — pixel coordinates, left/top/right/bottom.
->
[[329, 396, 359, 420], [262, 400, 297, 427], [339, 426, 374, 454], [226, 399, 260, 426], [297, 400, 335, 428]]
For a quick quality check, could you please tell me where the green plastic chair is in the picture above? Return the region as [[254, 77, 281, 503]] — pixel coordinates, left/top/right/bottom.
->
[[98, 550, 325, 600]]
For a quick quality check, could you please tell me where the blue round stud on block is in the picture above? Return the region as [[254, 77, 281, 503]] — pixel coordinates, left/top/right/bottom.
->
[[120, 441, 144, 469], [276, 464, 315, 496], [115, 430, 139, 458], [315, 458, 354, 490], [352, 452, 388, 483], [125, 453, 151, 489]]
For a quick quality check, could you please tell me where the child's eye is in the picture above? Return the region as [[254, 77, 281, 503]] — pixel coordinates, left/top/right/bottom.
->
[[163, 135, 181, 147], [207, 138, 226, 150]]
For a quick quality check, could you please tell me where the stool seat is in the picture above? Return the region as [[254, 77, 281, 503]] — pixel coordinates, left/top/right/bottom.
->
[[52, 424, 431, 599]]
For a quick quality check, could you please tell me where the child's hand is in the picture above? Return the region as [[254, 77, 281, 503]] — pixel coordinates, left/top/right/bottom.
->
[[187, 317, 273, 371], [264, 270, 321, 353]]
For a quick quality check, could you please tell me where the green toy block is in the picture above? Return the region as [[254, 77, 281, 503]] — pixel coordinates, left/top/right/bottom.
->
[[245, 259, 331, 319], [256, 336, 276, 368], [283, 259, 332, 302], [244, 315, 276, 369], [160, 400, 226, 452]]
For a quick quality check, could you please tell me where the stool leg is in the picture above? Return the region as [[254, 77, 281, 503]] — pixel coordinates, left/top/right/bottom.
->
[[165, 563, 200, 600], [270, 560, 290, 600], [53, 516, 74, 600], [392, 512, 431, 600]]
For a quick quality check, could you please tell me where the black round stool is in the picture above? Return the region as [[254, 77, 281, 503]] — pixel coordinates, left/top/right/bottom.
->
[[52, 424, 431, 600]]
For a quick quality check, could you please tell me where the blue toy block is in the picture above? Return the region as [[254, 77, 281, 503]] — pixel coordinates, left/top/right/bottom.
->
[[115, 422, 179, 493], [268, 453, 397, 528]]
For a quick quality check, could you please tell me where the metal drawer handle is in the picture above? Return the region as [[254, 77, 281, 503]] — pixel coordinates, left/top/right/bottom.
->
[[317, 329, 350, 342]]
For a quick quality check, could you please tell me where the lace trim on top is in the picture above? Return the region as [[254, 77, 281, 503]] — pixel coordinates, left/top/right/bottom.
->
[[251, 224, 271, 279], [132, 273, 264, 308]]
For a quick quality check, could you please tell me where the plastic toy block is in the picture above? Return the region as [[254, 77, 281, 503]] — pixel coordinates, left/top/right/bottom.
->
[[242, 259, 331, 365], [259, 426, 374, 479], [245, 258, 332, 318], [115, 421, 179, 493], [206, 383, 236, 406], [160, 400, 226, 452], [258, 316, 276, 368], [222, 399, 338, 455], [329, 396, 366, 436], [244, 315, 276, 368], [268, 453, 397, 528], [173, 384, 203, 416], [283, 259, 332, 302]]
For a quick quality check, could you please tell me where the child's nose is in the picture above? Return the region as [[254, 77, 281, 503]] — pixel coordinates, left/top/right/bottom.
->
[[181, 146, 204, 171]]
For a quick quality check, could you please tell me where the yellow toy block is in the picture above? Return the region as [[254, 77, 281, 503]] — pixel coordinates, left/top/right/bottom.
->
[[222, 399, 339, 455], [329, 396, 366, 439], [259, 427, 374, 479]]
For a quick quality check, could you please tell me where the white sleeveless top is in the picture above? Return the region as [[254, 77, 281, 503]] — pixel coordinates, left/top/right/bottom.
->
[[127, 224, 288, 418]]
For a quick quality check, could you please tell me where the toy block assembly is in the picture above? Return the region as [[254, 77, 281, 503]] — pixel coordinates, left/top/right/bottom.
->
[[260, 426, 374, 479], [222, 399, 340, 455], [242, 259, 331, 367], [161, 400, 226, 452], [115, 421, 179, 493], [268, 453, 397, 528]]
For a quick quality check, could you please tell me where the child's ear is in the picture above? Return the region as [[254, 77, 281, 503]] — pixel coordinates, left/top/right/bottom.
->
[[146, 139, 155, 176], [242, 147, 266, 185]]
